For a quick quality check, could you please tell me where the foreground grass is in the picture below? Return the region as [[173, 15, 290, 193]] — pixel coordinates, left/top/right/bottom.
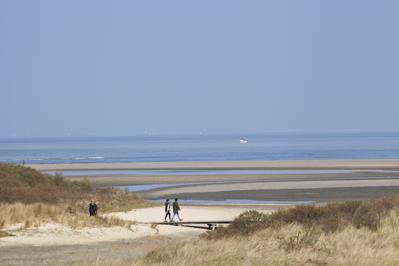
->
[[204, 196, 399, 239], [0, 164, 153, 232], [0, 201, 138, 230], [82, 197, 399, 266], [135, 210, 399, 266], [0, 230, 14, 238]]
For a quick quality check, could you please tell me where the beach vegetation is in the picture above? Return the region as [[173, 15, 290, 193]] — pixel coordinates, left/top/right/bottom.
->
[[0, 164, 151, 231], [131, 197, 399, 266], [203, 197, 399, 240]]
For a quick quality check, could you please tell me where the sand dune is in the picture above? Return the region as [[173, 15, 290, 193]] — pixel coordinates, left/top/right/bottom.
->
[[0, 206, 270, 248]]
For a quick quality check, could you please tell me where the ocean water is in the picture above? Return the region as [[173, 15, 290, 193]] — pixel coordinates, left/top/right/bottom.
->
[[115, 183, 196, 192], [1, 132, 399, 164]]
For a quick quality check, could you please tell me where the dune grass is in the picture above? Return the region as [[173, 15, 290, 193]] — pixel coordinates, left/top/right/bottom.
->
[[135, 209, 399, 266], [0, 164, 92, 203], [0, 202, 135, 230], [203, 196, 399, 240], [0, 230, 14, 238], [0, 164, 152, 232], [134, 198, 399, 266], [81, 197, 399, 266]]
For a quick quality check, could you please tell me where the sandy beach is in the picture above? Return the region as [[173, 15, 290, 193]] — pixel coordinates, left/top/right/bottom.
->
[[145, 179, 399, 198], [29, 159, 399, 203], [54, 171, 396, 186], [1, 206, 271, 248], [29, 159, 399, 171], [3, 159, 398, 265], [0, 205, 271, 266]]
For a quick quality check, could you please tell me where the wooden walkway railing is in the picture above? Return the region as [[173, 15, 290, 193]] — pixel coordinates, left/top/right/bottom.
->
[[140, 221, 233, 230]]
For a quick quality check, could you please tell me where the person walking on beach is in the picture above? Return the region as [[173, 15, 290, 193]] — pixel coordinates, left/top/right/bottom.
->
[[164, 199, 171, 222], [89, 200, 95, 216], [172, 198, 182, 222]]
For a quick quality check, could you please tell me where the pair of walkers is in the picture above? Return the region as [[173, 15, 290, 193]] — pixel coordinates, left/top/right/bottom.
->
[[164, 198, 182, 222], [89, 200, 98, 216]]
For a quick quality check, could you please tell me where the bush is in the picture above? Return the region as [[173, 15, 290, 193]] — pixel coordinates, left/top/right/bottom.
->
[[0, 164, 152, 216], [0, 164, 94, 203], [204, 197, 399, 239]]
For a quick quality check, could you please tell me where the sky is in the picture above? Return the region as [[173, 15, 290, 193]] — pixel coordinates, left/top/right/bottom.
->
[[1, 0, 398, 137]]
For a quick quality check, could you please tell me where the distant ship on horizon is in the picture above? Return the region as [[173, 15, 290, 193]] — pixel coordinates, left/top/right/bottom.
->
[[239, 138, 248, 144]]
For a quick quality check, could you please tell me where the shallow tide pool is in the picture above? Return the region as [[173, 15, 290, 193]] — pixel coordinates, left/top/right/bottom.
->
[[151, 198, 314, 206]]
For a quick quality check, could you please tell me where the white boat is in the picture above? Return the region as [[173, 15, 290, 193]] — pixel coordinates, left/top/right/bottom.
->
[[239, 138, 248, 144]]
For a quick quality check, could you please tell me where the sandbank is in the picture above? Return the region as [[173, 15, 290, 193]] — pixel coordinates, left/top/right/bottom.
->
[[28, 159, 399, 171]]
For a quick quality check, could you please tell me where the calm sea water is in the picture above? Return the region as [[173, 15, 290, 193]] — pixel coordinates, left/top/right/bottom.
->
[[1, 132, 399, 164]]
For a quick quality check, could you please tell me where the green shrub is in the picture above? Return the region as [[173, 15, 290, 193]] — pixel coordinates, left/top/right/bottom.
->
[[204, 197, 399, 239]]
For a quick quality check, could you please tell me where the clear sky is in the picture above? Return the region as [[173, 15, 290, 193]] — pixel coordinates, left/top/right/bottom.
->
[[1, 0, 398, 137]]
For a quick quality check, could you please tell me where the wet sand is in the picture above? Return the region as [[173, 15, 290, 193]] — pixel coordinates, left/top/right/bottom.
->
[[163, 186, 399, 202], [59, 171, 396, 186], [144, 179, 399, 198], [29, 159, 399, 203]]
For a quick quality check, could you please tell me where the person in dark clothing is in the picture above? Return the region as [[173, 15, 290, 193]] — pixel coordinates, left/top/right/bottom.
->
[[93, 201, 98, 216], [172, 198, 182, 221], [89, 200, 95, 216], [164, 199, 171, 222]]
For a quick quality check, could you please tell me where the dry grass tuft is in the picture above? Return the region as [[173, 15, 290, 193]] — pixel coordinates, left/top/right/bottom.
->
[[0, 230, 14, 238], [0, 202, 136, 229]]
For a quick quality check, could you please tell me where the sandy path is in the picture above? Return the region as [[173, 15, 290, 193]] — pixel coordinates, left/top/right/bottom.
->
[[108, 205, 269, 224], [1, 206, 258, 247], [29, 159, 399, 171], [0, 234, 195, 266], [0, 205, 271, 266], [0, 223, 152, 247], [1, 206, 271, 247]]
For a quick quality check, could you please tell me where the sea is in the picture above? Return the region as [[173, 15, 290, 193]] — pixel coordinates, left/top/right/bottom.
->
[[1, 132, 399, 165]]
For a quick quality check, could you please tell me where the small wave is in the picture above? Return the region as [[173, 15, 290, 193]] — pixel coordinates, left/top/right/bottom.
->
[[19, 156, 105, 162], [70, 156, 105, 160], [15, 158, 45, 161]]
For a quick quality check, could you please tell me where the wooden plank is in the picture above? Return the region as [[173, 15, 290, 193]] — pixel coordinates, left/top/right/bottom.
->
[[140, 221, 233, 225]]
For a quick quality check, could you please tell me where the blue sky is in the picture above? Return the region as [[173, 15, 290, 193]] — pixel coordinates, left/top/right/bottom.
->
[[1, 0, 398, 136]]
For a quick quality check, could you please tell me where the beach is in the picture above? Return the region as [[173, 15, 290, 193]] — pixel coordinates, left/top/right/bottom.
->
[[0, 205, 271, 266], [3, 159, 399, 265], [30, 159, 399, 204], [29, 159, 399, 171]]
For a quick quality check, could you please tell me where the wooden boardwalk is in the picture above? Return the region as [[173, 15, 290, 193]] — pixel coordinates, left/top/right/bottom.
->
[[141, 220, 233, 230]]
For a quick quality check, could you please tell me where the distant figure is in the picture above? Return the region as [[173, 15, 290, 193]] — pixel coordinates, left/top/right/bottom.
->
[[164, 199, 171, 222], [89, 200, 95, 216], [94, 201, 98, 216], [172, 198, 182, 222]]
